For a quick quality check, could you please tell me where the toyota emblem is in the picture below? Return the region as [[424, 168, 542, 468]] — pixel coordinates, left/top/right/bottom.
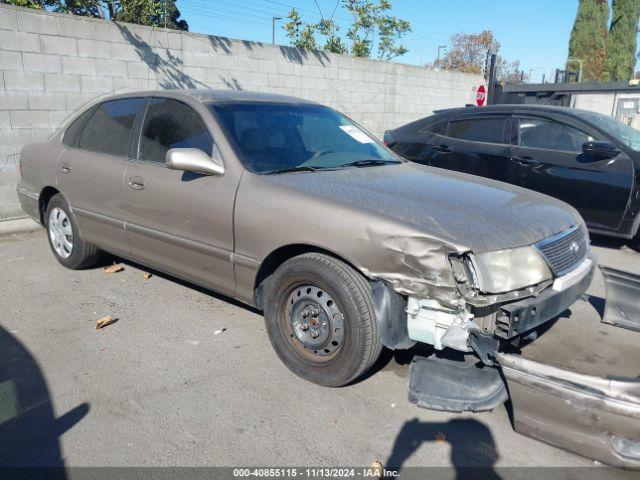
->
[[569, 241, 580, 254]]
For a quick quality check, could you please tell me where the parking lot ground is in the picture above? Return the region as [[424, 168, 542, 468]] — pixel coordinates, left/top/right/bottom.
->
[[0, 230, 638, 471], [521, 236, 640, 378]]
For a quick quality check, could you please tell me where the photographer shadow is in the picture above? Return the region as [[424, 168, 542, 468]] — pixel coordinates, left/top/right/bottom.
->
[[386, 417, 501, 480], [0, 325, 89, 477]]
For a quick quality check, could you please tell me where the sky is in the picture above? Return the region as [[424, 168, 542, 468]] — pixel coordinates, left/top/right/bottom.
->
[[177, 0, 579, 83]]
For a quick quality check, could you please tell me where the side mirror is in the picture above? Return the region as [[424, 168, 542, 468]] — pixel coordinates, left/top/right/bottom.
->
[[166, 148, 225, 176], [581, 141, 620, 160]]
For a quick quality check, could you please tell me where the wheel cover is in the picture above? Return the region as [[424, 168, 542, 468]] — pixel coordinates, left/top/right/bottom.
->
[[48, 207, 74, 259], [285, 284, 345, 358]]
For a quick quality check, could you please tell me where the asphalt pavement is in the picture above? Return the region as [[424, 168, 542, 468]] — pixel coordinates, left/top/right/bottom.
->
[[0, 228, 638, 473]]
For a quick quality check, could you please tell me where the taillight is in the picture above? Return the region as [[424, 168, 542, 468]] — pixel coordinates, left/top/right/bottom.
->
[[19, 157, 23, 177]]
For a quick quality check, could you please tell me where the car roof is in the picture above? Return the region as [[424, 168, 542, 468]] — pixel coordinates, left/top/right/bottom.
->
[[434, 104, 599, 118], [102, 89, 317, 105]]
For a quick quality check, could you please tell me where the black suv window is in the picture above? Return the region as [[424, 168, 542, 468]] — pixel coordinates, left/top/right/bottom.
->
[[419, 120, 446, 136], [78, 98, 142, 157], [518, 117, 594, 152], [446, 117, 506, 144], [138, 98, 213, 163]]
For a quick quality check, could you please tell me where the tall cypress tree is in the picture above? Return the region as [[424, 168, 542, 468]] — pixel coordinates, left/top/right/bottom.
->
[[603, 0, 640, 81], [568, 0, 610, 81]]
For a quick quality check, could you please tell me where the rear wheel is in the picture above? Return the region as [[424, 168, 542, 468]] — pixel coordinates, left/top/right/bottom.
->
[[264, 253, 382, 387], [46, 194, 101, 269]]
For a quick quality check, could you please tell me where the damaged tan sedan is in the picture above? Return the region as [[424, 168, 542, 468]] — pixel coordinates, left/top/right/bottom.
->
[[17, 91, 640, 466]]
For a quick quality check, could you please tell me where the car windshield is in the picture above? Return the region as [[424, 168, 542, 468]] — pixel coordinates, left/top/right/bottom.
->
[[209, 102, 400, 173], [580, 110, 640, 152]]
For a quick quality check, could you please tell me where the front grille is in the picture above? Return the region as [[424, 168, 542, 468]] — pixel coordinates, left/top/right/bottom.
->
[[535, 225, 589, 277]]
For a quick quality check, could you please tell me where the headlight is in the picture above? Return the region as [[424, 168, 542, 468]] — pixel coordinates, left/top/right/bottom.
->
[[471, 246, 552, 293]]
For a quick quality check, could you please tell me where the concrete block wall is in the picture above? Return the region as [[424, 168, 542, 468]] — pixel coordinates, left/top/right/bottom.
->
[[0, 4, 484, 220]]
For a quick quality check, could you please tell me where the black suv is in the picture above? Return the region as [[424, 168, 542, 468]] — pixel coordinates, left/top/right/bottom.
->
[[385, 105, 640, 239]]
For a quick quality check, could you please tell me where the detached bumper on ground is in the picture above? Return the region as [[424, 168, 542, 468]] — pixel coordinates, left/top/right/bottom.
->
[[409, 259, 640, 468], [498, 353, 640, 468]]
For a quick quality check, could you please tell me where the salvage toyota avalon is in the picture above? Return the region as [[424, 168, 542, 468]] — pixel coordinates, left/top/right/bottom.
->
[[17, 90, 593, 389]]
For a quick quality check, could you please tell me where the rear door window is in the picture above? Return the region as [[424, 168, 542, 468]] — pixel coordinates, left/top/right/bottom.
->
[[78, 98, 143, 157], [62, 107, 95, 148], [518, 117, 594, 152], [138, 98, 213, 163], [446, 117, 507, 144]]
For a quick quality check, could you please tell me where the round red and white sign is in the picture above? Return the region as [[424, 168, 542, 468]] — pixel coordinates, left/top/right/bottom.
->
[[476, 85, 486, 106]]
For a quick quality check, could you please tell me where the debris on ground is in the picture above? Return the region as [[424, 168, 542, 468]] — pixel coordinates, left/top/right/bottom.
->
[[214, 328, 227, 335], [143, 272, 152, 279], [95, 316, 118, 330], [370, 461, 383, 477], [103, 263, 124, 274], [434, 431, 447, 443]]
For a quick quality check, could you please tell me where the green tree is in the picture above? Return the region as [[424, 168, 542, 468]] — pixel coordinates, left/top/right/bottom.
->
[[283, 0, 410, 60], [567, 0, 609, 81], [603, 0, 640, 81], [0, 0, 53, 8], [283, 8, 318, 50], [343, 0, 410, 59], [109, 0, 187, 30], [317, 18, 347, 54], [1, 0, 188, 30]]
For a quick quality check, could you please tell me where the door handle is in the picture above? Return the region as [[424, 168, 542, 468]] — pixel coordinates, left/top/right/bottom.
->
[[433, 144, 452, 153], [510, 157, 542, 167], [128, 176, 146, 190], [60, 164, 71, 173]]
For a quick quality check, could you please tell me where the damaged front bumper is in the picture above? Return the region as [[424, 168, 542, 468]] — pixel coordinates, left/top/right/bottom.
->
[[399, 258, 595, 364], [498, 353, 640, 468], [494, 258, 594, 341]]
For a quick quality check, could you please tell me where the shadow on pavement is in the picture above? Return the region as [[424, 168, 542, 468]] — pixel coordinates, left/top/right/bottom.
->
[[100, 254, 262, 315], [0, 325, 89, 476], [386, 417, 501, 479]]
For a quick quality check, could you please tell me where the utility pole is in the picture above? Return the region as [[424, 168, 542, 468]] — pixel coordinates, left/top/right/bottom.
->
[[272, 17, 282, 45], [164, 0, 167, 29], [435, 45, 446, 70], [487, 53, 497, 105]]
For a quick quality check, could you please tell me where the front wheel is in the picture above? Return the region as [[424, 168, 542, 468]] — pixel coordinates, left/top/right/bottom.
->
[[46, 194, 101, 269], [264, 253, 382, 387]]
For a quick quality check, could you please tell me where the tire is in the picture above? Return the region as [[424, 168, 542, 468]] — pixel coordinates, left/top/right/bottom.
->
[[45, 194, 101, 270], [264, 253, 383, 387]]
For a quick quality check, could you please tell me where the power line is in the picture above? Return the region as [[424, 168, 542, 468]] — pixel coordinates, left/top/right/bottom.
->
[[182, 2, 274, 23], [180, 6, 272, 28], [179, 0, 444, 65], [188, 0, 281, 18]]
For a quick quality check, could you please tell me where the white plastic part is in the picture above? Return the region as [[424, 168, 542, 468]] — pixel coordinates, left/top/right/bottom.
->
[[406, 297, 473, 351]]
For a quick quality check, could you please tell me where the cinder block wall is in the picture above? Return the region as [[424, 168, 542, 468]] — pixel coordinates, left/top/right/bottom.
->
[[0, 4, 483, 220]]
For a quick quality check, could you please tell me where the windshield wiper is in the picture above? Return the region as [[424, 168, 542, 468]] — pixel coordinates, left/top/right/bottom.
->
[[338, 159, 402, 168], [263, 165, 319, 175]]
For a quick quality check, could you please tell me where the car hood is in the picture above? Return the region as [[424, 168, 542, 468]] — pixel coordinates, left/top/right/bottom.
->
[[264, 162, 582, 253]]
